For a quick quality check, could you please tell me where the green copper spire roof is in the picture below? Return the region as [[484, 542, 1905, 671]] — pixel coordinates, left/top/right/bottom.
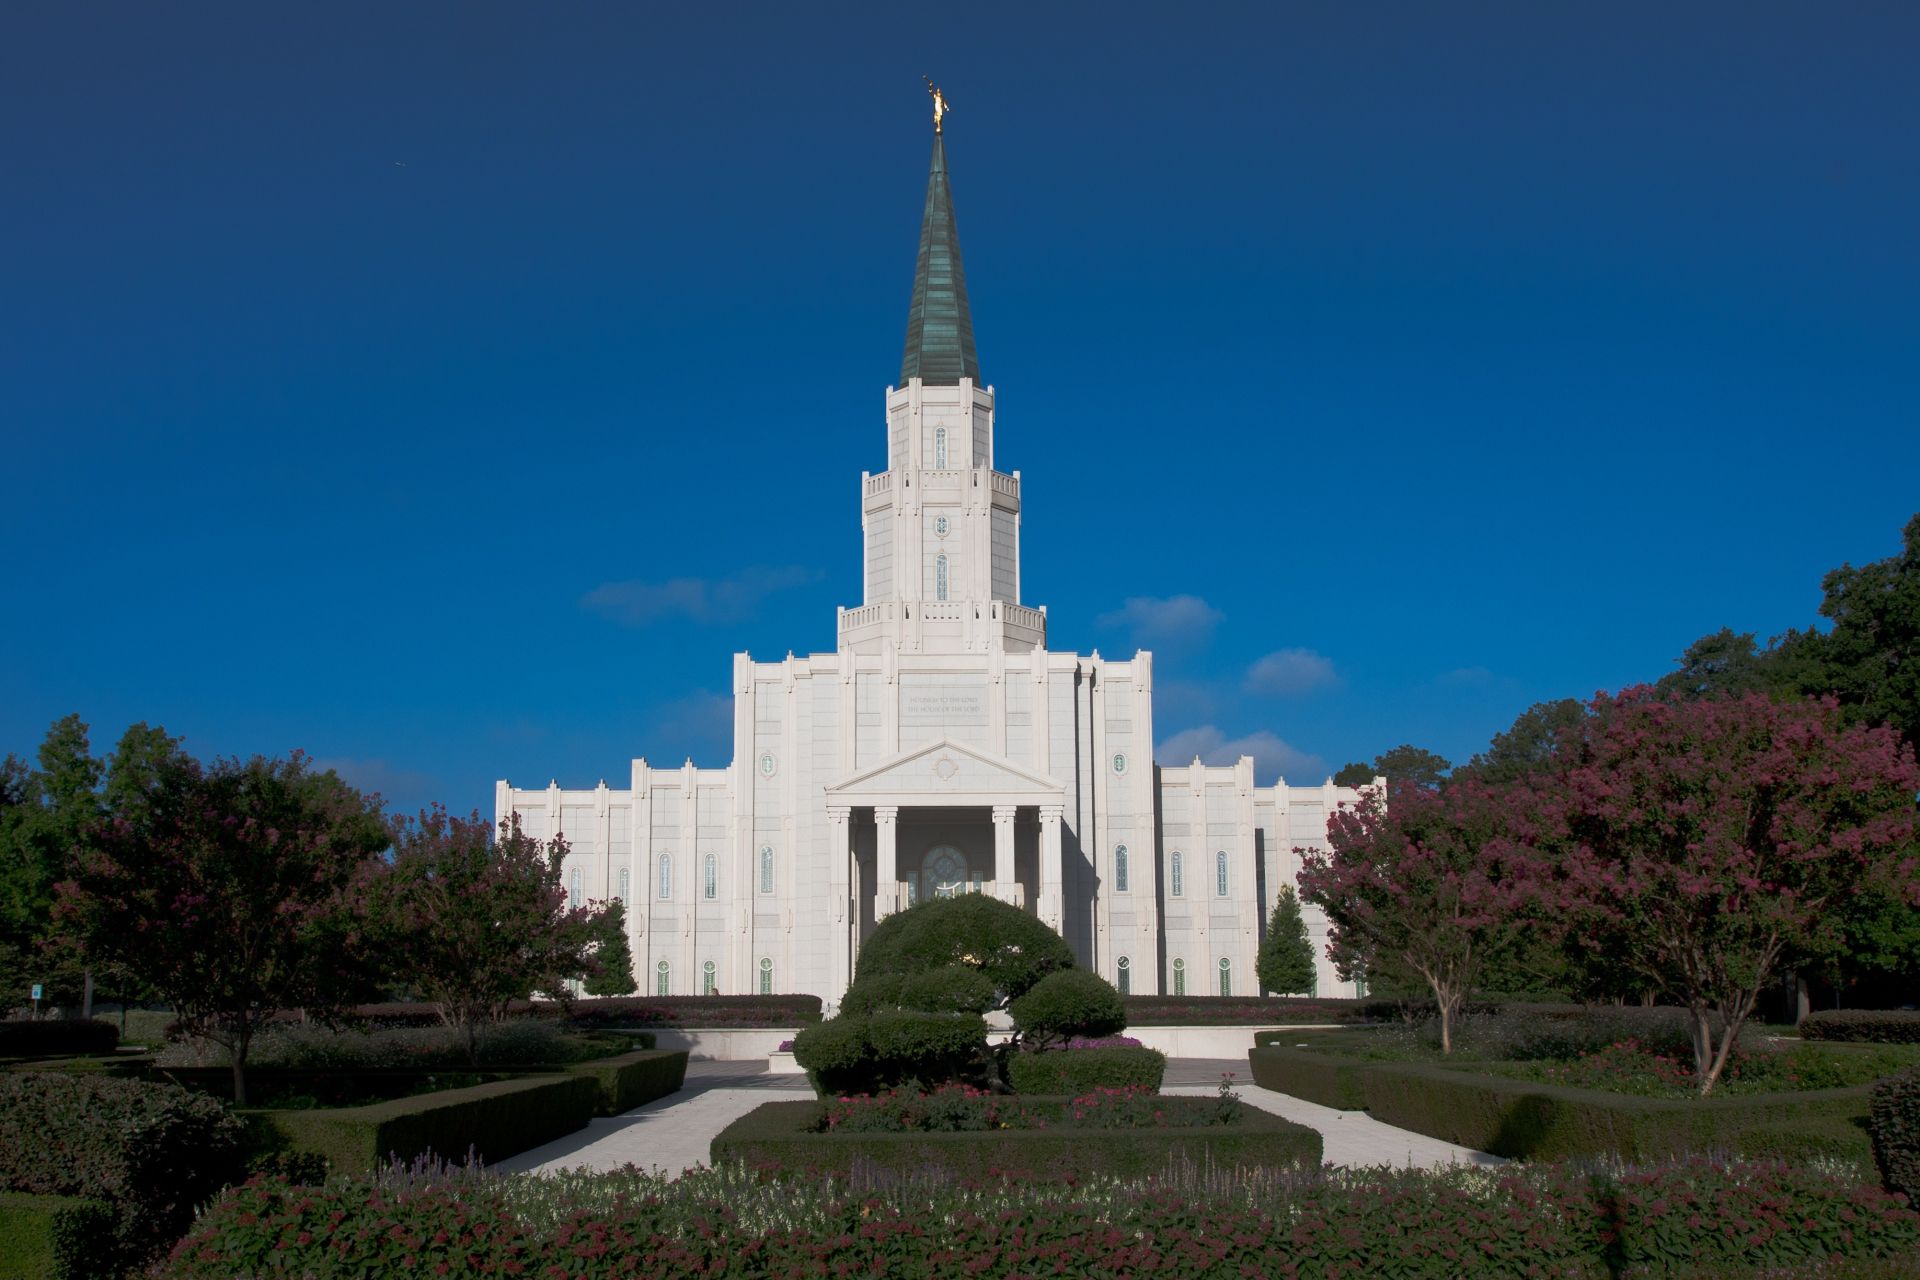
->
[[899, 134, 980, 386]]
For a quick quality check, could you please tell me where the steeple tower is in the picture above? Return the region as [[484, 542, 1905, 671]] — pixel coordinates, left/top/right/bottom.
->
[[836, 98, 1046, 657], [898, 133, 980, 386]]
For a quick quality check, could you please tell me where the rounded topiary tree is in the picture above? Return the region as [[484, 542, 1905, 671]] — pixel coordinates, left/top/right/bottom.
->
[[796, 895, 1078, 1096], [1009, 968, 1126, 1051]]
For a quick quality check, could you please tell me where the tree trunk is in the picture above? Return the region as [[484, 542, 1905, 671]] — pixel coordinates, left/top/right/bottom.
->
[[231, 1029, 251, 1107], [1430, 978, 1457, 1055]]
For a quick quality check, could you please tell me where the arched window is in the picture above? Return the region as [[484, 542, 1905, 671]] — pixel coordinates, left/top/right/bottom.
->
[[760, 845, 775, 894], [1216, 850, 1229, 897], [658, 854, 672, 900], [759, 956, 773, 994], [568, 867, 583, 905], [1114, 844, 1129, 893], [1218, 956, 1232, 997], [934, 426, 947, 468], [1170, 851, 1184, 897], [1172, 957, 1186, 996], [702, 959, 717, 995], [703, 853, 717, 900], [617, 867, 630, 902], [655, 959, 670, 996], [935, 554, 949, 602], [1116, 955, 1131, 996]]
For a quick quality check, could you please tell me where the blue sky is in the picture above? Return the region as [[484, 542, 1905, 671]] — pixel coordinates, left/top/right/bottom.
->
[[3, 4, 1916, 816]]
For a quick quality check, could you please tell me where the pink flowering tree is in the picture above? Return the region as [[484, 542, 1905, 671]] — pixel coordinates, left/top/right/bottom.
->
[[363, 808, 604, 1064], [1533, 688, 1919, 1096], [54, 752, 388, 1103], [1298, 778, 1535, 1054]]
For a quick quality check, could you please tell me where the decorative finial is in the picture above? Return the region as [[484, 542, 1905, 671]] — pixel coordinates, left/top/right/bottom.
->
[[924, 77, 949, 134]]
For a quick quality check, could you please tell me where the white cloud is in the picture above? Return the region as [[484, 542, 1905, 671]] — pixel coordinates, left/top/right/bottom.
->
[[1436, 665, 1495, 687], [1155, 725, 1328, 785], [582, 566, 822, 627], [1095, 594, 1223, 648], [1244, 648, 1342, 697], [310, 757, 439, 809], [645, 690, 734, 764]]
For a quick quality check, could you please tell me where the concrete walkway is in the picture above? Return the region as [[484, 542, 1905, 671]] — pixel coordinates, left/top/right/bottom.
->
[[496, 1057, 1501, 1177]]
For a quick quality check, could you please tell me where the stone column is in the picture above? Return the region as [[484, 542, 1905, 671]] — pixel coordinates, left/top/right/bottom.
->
[[1038, 803, 1064, 931], [875, 805, 900, 921], [992, 804, 1019, 907], [827, 805, 852, 1008]]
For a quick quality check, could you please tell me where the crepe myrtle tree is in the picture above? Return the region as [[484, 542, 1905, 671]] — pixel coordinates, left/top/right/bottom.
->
[[1528, 687, 1919, 1097], [1299, 777, 1534, 1054], [364, 808, 605, 1064], [55, 751, 388, 1103]]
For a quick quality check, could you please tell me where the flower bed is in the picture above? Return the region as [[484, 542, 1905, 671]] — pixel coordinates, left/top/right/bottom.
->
[[159, 1156, 1920, 1279], [713, 1089, 1319, 1180], [1248, 1040, 1879, 1171]]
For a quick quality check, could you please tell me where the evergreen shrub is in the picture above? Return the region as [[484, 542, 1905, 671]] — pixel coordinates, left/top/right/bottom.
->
[[0, 1071, 245, 1270], [1870, 1065, 1920, 1199], [1007, 1045, 1166, 1093], [0, 1019, 118, 1058], [1803, 1010, 1920, 1045], [1010, 969, 1126, 1048], [853, 895, 1073, 1002], [0, 1192, 116, 1280]]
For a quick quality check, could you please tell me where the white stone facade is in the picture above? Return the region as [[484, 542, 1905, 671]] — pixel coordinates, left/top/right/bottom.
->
[[496, 136, 1368, 1009]]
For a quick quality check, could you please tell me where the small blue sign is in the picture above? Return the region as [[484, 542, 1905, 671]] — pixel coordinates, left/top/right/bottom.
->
[[29, 984, 42, 1001]]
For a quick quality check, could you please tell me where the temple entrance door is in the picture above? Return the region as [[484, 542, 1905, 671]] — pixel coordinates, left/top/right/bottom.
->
[[922, 844, 976, 900]]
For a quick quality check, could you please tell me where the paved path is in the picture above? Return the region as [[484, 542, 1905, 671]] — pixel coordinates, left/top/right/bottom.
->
[[496, 1057, 1500, 1177]]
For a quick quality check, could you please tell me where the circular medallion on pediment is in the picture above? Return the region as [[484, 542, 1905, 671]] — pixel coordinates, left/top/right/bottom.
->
[[932, 755, 959, 782]]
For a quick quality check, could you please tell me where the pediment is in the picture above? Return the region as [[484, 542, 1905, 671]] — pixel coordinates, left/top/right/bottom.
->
[[825, 738, 1065, 804]]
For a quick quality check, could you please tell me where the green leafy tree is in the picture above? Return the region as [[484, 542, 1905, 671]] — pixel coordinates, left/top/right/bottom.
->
[[364, 808, 603, 1064], [1654, 629, 1791, 702], [1370, 744, 1452, 790], [56, 751, 388, 1102], [1257, 885, 1316, 995], [1458, 699, 1589, 785], [1792, 513, 1920, 754], [0, 716, 106, 1008], [584, 899, 638, 996], [1331, 761, 1375, 788]]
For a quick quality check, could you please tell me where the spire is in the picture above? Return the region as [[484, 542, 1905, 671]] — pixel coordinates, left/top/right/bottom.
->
[[899, 131, 980, 386]]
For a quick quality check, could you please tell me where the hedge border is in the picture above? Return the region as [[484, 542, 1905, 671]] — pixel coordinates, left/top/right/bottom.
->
[[0, 1020, 119, 1060], [1248, 1041, 1875, 1164], [247, 1073, 598, 1174], [711, 1097, 1322, 1179], [1802, 1010, 1920, 1045], [0, 1192, 116, 1280]]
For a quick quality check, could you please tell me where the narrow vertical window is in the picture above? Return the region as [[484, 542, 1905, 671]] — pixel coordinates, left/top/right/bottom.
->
[[935, 554, 948, 601], [568, 867, 583, 905], [759, 957, 773, 994], [1170, 851, 1184, 897], [1218, 957, 1232, 997], [703, 959, 717, 995], [1114, 844, 1129, 893], [1117, 955, 1131, 996], [617, 867, 630, 902], [655, 959, 670, 996], [934, 426, 947, 468], [703, 853, 717, 900], [760, 845, 774, 894], [658, 854, 672, 900], [1216, 850, 1229, 897], [1172, 957, 1185, 996]]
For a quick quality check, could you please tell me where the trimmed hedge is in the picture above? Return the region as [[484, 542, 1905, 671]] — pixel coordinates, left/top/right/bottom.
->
[[795, 1010, 988, 1096], [1010, 969, 1126, 1045], [326, 994, 823, 1030], [1122, 995, 1374, 1025], [248, 1073, 598, 1174], [1802, 1009, 1920, 1044], [0, 1192, 116, 1280], [1871, 1065, 1920, 1199], [1248, 1042, 1875, 1165], [0, 1072, 245, 1271], [0, 1019, 118, 1059], [1007, 1046, 1167, 1093], [566, 1048, 688, 1115], [711, 1097, 1320, 1179]]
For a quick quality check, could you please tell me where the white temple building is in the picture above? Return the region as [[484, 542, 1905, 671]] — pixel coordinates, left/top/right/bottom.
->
[[497, 120, 1367, 1008]]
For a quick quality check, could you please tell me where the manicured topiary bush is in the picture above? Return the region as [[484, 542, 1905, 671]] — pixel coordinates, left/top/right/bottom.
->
[[0, 1071, 246, 1270], [1010, 969, 1126, 1050], [798, 1011, 988, 1096], [0, 1018, 119, 1059], [1871, 1064, 1920, 1199], [1007, 1045, 1166, 1093], [853, 895, 1074, 1002], [1803, 1009, 1920, 1045], [840, 964, 996, 1017]]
